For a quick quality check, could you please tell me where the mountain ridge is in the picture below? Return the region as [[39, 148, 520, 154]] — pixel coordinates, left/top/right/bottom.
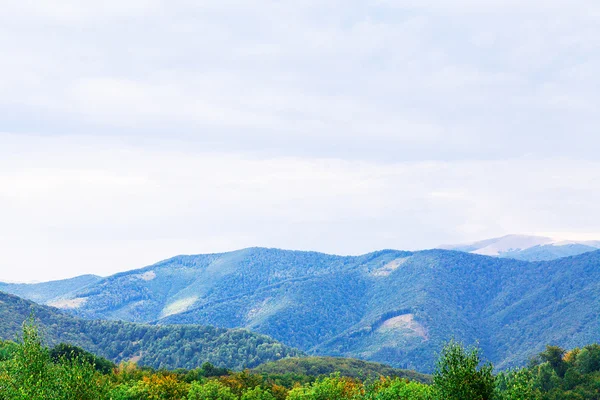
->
[[2, 245, 600, 372]]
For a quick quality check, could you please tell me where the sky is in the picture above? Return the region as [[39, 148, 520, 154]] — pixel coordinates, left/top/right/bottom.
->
[[1, 0, 600, 282]]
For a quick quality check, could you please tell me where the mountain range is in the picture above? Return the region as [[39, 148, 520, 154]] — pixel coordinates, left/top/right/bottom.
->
[[2, 237, 599, 372]]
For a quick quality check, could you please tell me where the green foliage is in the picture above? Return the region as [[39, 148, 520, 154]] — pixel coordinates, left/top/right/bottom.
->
[[50, 343, 115, 374], [495, 369, 541, 400], [364, 378, 434, 400], [188, 380, 237, 400], [433, 340, 495, 400], [539, 346, 567, 378], [287, 374, 363, 400], [574, 344, 600, 374], [241, 386, 277, 400], [527, 343, 600, 399], [3, 326, 600, 400], [181, 362, 231, 382], [0, 318, 108, 400], [0, 341, 17, 362], [127, 374, 189, 400]]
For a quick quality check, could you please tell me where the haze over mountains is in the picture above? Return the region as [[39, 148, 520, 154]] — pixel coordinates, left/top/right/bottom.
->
[[1, 236, 599, 372], [441, 234, 600, 261]]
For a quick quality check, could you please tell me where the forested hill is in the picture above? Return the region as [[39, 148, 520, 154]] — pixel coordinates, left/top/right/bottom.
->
[[3, 248, 600, 372], [251, 356, 431, 383], [0, 291, 302, 370]]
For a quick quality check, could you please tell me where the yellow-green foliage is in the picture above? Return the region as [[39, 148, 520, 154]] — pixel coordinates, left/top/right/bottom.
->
[[188, 380, 237, 400], [364, 378, 434, 400], [287, 374, 363, 400], [0, 318, 109, 400]]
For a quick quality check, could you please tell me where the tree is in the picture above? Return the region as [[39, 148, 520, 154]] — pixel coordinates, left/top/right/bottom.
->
[[575, 344, 600, 374], [241, 386, 277, 400], [364, 377, 433, 400], [539, 346, 567, 377], [127, 374, 189, 400], [50, 343, 115, 374], [433, 340, 495, 400], [495, 369, 541, 400], [287, 374, 363, 400], [0, 317, 108, 400], [188, 380, 237, 400]]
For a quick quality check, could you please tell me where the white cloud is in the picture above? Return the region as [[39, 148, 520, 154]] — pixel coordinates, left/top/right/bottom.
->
[[1, 1, 599, 280], [1, 0, 599, 160], [1, 134, 600, 281]]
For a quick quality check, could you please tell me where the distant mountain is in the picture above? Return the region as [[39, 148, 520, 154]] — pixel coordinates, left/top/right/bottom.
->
[[0, 291, 301, 370], [5, 247, 600, 372], [440, 234, 600, 261], [0, 275, 102, 305]]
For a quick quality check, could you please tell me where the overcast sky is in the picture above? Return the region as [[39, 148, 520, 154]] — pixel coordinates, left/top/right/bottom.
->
[[1, 0, 600, 282]]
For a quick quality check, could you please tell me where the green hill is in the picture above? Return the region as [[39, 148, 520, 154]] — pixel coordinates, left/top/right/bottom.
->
[[3, 248, 600, 372], [252, 356, 431, 383], [0, 291, 301, 370]]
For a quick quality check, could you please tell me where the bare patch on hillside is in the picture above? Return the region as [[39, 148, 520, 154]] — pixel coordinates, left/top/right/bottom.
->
[[136, 271, 156, 281], [161, 296, 198, 318], [48, 297, 87, 309], [377, 314, 428, 340], [246, 297, 289, 324], [371, 257, 410, 277], [129, 353, 142, 363]]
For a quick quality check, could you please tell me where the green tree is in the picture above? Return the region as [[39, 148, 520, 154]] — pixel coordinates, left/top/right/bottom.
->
[[241, 386, 276, 400], [495, 369, 541, 400], [0, 318, 57, 400], [50, 343, 115, 374], [0, 317, 108, 400], [287, 374, 363, 400], [433, 340, 494, 400], [364, 378, 433, 400], [575, 344, 600, 374], [188, 380, 237, 400], [539, 346, 567, 378]]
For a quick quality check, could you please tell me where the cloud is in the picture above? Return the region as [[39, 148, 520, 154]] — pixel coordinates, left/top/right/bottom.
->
[[1, 134, 600, 281], [1, 0, 599, 162], [1, 2, 599, 280]]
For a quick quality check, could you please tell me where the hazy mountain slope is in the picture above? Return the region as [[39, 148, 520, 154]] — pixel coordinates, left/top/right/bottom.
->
[[0, 275, 102, 305], [441, 234, 600, 261], [5, 247, 600, 372], [0, 291, 301, 370], [499, 243, 600, 261], [441, 234, 555, 256]]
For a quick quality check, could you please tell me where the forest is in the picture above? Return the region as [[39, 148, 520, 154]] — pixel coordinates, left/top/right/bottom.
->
[[1, 319, 599, 400]]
